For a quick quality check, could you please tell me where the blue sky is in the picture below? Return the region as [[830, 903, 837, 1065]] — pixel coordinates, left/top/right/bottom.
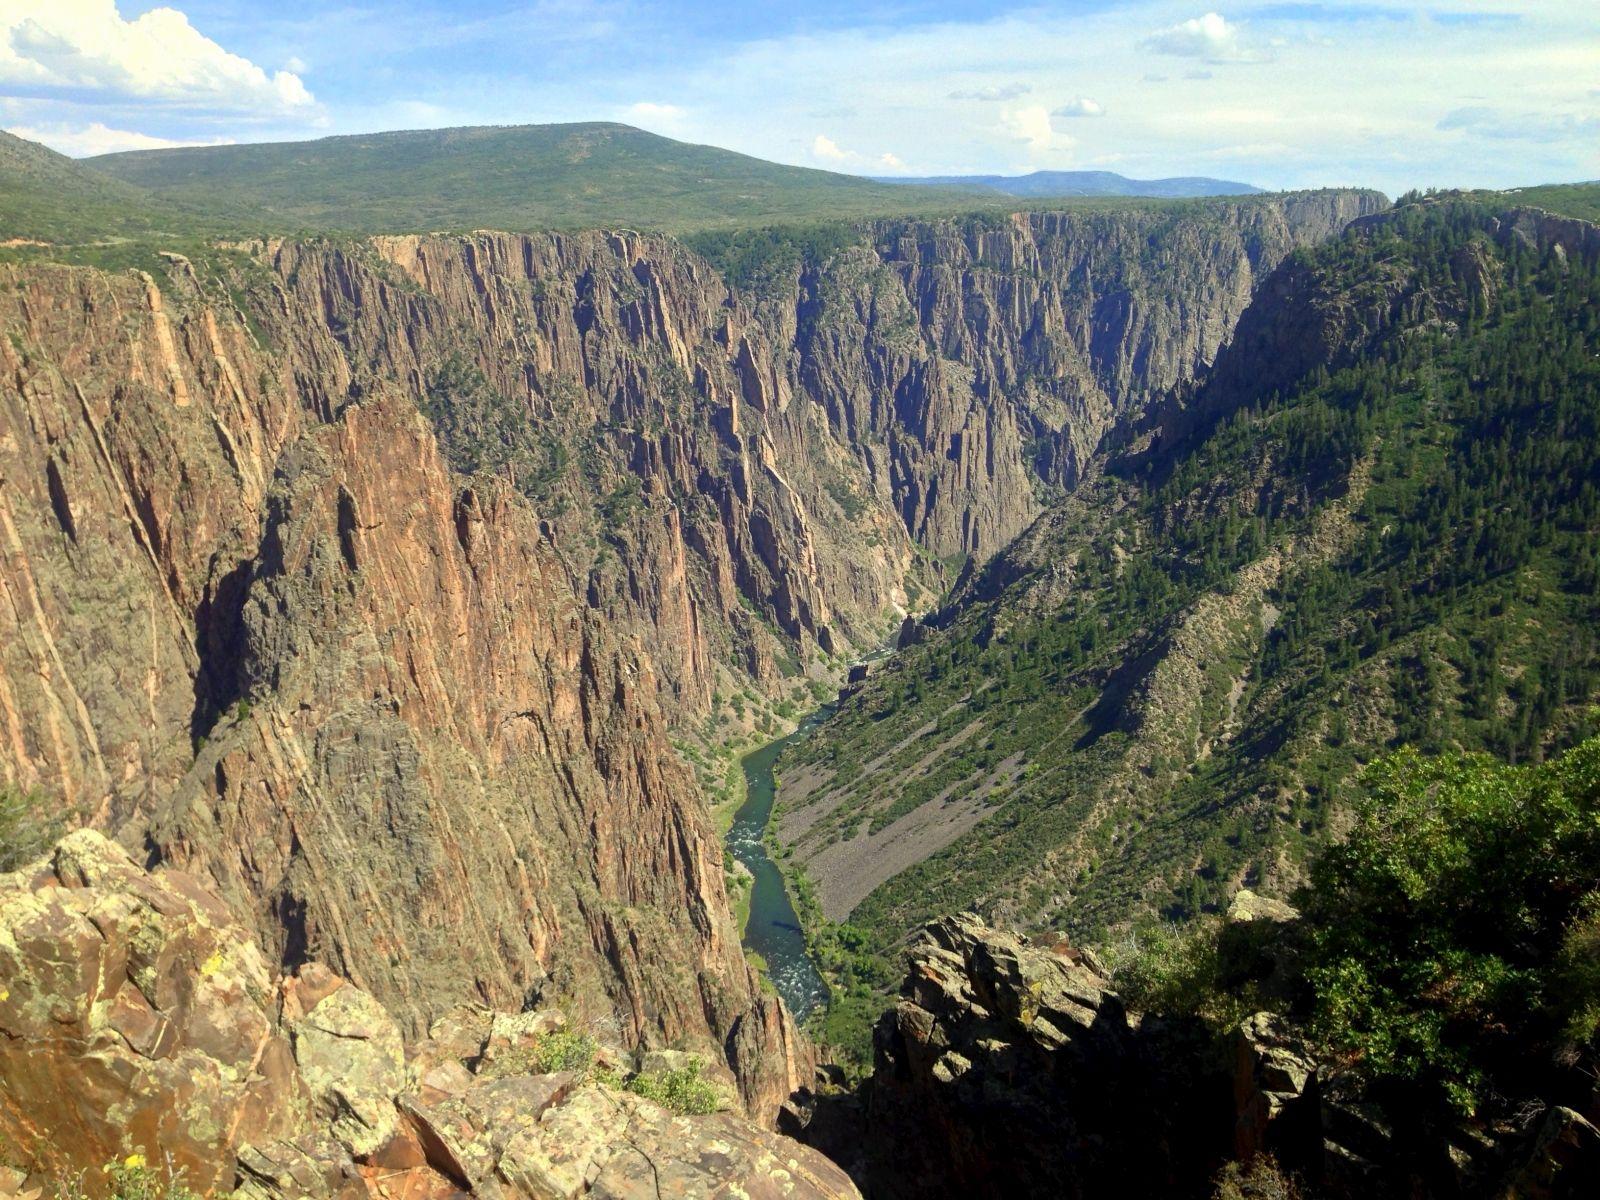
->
[[1, 2, 1596, 194]]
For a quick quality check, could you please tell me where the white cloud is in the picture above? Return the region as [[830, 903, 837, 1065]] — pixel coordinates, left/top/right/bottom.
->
[[4, 119, 229, 156], [1143, 12, 1267, 63], [812, 132, 848, 161], [810, 132, 907, 172], [1002, 104, 1076, 156], [1053, 96, 1105, 118], [283, 55, 308, 75], [948, 83, 1031, 101], [0, 1, 313, 111]]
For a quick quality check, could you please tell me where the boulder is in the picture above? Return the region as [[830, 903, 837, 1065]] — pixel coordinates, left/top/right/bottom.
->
[[1232, 1012, 1320, 1164], [1500, 1106, 1600, 1199], [0, 833, 861, 1200], [0, 831, 305, 1195], [290, 980, 408, 1159]]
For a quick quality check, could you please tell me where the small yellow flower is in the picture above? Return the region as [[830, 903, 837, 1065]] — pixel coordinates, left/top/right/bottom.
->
[[123, 1153, 146, 1170]]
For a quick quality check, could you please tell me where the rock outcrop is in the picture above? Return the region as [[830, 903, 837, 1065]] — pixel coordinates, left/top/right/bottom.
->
[[804, 913, 1600, 1200], [791, 914, 1224, 1198], [0, 833, 859, 1200]]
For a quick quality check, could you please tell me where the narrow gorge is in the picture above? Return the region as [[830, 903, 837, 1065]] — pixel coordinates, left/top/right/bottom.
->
[[13, 164, 1500, 1200]]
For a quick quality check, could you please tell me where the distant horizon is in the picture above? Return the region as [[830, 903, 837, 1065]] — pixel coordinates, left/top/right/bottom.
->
[[2, 3, 1595, 197], [26, 117, 1593, 202]]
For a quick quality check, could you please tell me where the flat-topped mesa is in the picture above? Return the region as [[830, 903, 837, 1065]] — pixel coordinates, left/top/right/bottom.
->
[[0, 831, 860, 1200]]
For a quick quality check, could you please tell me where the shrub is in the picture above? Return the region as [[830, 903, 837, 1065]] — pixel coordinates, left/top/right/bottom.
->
[[0, 784, 57, 873], [1298, 736, 1600, 1114], [102, 1154, 197, 1200], [482, 1028, 597, 1079], [625, 1058, 722, 1115]]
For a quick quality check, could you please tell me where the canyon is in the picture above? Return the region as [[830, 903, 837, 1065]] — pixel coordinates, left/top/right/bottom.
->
[[14, 121, 1595, 1198]]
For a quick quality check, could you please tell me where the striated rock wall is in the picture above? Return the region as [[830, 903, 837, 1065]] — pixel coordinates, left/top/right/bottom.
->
[[0, 257, 800, 1111], [0, 190, 1379, 1120]]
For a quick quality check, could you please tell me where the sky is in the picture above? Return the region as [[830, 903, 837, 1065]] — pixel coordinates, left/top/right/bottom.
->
[[0, 1, 1595, 194]]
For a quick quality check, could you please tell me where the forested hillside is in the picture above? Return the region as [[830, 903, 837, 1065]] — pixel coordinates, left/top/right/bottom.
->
[[778, 194, 1600, 1056]]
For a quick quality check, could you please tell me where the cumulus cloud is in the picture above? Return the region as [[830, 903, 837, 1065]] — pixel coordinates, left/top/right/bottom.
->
[[1001, 104, 1076, 155], [5, 119, 229, 156], [0, 1, 313, 111], [1143, 12, 1267, 63], [948, 82, 1031, 101], [811, 133, 907, 171], [811, 132, 848, 161], [1053, 95, 1105, 118]]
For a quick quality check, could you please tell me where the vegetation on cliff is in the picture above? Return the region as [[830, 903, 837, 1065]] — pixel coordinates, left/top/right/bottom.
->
[[778, 191, 1600, 1053]]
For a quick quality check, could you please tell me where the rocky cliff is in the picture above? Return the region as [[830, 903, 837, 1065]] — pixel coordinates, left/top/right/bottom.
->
[[772, 198, 1600, 1024], [0, 254, 806, 1117], [787, 911, 1599, 1199], [0, 189, 1380, 1129], [0, 831, 858, 1200]]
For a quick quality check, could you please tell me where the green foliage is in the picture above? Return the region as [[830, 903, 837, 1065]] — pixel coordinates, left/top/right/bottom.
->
[[684, 222, 860, 293], [1298, 736, 1600, 1114], [96, 1155, 197, 1200], [1107, 918, 1229, 1018], [0, 784, 57, 873], [1210, 1156, 1302, 1200], [779, 195, 1600, 1056], [421, 352, 571, 504], [481, 1029, 598, 1079], [624, 1058, 722, 1114], [82, 123, 995, 238]]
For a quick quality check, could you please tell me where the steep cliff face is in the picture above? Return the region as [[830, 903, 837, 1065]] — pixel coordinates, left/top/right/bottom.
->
[[788, 192, 1385, 561], [240, 190, 1384, 729], [774, 199, 1600, 1060], [0, 189, 1380, 1121], [0, 256, 809, 1116]]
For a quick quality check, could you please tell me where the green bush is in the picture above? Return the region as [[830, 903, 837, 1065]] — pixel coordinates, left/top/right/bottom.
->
[[98, 1154, 197, 1200], [1298, 736, 1600, 1114], [0, 784, 56, 873], [480, 1027, 597, 1079], [625, 1058, 722, 1115]]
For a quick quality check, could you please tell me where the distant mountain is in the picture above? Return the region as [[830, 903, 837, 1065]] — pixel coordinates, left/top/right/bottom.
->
[[882, 169, 1264, 198], [82, 122, 988, 236]]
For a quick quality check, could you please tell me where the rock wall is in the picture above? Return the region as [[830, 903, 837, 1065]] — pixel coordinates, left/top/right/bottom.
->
[[0, 190, 1380, 1119], [0, 258, 802, 1112]]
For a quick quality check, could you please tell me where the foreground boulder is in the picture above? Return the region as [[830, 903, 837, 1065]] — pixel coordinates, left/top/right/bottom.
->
[[0, 830, 304, 1194], [801, 913, 1226, 1198], [0, 833, 859, 1200]]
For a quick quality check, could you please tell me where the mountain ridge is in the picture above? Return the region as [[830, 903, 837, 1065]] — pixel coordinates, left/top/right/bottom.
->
[[878, 168, 1263, 198]]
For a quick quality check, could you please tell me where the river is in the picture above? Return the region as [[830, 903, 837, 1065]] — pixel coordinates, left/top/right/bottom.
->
[[726, 705, 835, 1019]]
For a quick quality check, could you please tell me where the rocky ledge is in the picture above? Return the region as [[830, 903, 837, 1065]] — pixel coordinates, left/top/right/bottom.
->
[[0, 832, 859, 1200], [788, 910, 1599, 1200]]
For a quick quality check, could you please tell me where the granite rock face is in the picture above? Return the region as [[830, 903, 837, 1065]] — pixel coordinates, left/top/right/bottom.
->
[[0, 258, 794, 1102], [0, 831, 306, 1195], [0, 192, 1378, 1122], [0, 833, 859, 1200]]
